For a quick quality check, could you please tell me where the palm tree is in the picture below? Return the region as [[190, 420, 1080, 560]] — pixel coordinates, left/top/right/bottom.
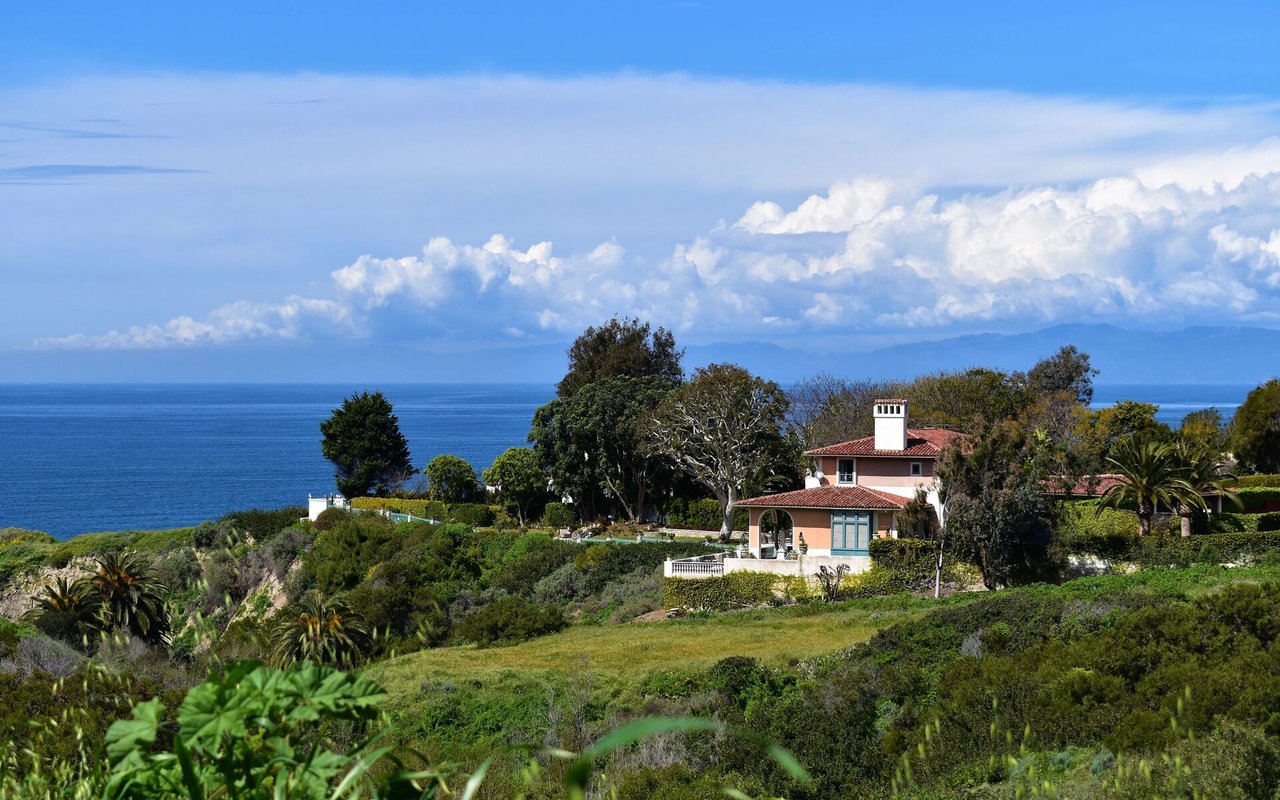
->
[[23, 577, 97, 643], [269, 591, 371, 669], [1172, 441, 1241, 537], [82, 551, 171, 645], [1097, 438, 1200, 536]]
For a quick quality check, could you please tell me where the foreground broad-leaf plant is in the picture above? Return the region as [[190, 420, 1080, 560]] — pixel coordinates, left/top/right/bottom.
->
[[101, 660, 437, 800], [100, 660, 810, 799]]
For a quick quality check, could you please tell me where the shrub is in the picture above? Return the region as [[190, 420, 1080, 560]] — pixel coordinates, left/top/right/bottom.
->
[[543, 501, 577, 529], [533, 562, 586, 604], [153, 547, 202, 594], [449, 503, 496, 527], [664, 499, 747, 531], [311, 507, 351, 532], [191, 521, 244, 549], [307, 516, 399, 594], [577, 542, 719, 594], [488, 537, 578, 596], [1259, 512, 1280, 532], [663, 573, 779, 610], [455, 596, 566, 646], [869, 538, 934, 574], [215, 507, 306, 542]]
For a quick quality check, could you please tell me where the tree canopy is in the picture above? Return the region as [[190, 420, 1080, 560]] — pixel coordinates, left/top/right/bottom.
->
[[937, 419, 1049, 590], [643, 363, 797, 538], [483, 447, 548, 526], [1024, 344, 1098, 404], [556, 316, 683, 399], [1231, 379, 1280, 474], [423, 454, 480, 504], [319, 391, 414, 498]]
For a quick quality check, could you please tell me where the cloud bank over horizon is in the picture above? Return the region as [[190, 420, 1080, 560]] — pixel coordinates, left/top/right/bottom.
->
[[7, 72, 1280, 354], [30, 138, 1280, 352]]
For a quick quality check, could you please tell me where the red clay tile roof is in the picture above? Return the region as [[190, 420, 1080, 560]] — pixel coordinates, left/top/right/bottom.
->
[[805, 428, 965, 458], [737, 485, 910, 510], [1043, 474, 1227, 498]]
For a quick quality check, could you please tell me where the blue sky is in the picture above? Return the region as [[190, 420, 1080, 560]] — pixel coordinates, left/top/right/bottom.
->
[[4, 2, 1280, 378]]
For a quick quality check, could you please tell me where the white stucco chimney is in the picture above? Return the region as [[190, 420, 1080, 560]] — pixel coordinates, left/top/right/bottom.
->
[[873, 399, 908, 451]]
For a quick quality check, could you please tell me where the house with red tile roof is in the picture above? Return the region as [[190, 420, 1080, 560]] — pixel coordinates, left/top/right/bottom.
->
[[733, 400, 963, 573]]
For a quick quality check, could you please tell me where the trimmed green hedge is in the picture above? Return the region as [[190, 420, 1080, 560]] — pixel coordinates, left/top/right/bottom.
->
[[347, 497, 496, 525], [1064, 531, 1280, 566], [663, 572, 783, 610], [1236, 474, 1280, 488], [869, 538, 934, 572], [448, 503, 495, 527], [348, 497, 447, 519], [1237, 487, 1280, 512]]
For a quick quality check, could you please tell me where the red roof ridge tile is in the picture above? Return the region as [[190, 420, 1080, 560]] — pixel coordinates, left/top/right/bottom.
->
[[738, 485, 910, 510]]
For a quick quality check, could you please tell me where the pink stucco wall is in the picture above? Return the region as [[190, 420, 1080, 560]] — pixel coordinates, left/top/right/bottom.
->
[[816, 455, 934, 487]]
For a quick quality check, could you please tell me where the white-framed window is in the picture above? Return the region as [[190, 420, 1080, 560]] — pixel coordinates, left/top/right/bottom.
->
[[837, 458, 856, 484], [910, 462, 922, 477]]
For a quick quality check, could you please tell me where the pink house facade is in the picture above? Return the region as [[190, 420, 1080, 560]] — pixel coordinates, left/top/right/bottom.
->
[[739, 400, 961, 568]]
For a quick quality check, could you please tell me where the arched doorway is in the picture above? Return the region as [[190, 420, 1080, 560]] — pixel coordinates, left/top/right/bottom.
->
[[759, 509, 795, 556]]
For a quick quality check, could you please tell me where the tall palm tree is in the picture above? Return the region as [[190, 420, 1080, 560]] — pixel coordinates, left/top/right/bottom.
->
[[1172, 441, 1241, 537], [269, 591, 371, 669], [82, 551, 171, 645], [1097, 438, 1200, 536]]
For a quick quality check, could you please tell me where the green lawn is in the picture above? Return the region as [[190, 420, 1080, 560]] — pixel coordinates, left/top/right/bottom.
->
[[368, 594, 936, 696]]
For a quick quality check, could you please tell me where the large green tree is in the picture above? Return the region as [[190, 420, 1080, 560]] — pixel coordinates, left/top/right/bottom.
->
[[1078, 400, 1171, 469], [556, 316, 683, 399], [423, 454, 480, 503], [319, 390, 413, 498], [937, 419, 1048, 591], [643, 364, 797, 539], [1231, 379, 1280, 474], [907, 368, 1031, 434], [531, 376, 675, 523], [484, 447, 548, 526], [1180, 407, 1228, 453], [1023, 344, 1098, 404]]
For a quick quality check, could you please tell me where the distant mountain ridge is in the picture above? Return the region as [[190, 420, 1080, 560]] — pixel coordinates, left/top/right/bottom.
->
[[689, 324, 1280, 384], [2, 324, 1278, 384]]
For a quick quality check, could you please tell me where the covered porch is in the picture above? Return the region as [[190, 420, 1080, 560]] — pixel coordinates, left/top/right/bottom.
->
[[738, 485, 908, 561]]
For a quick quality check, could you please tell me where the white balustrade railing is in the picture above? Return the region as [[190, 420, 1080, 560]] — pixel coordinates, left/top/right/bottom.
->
[[666, 556, 725, 577]]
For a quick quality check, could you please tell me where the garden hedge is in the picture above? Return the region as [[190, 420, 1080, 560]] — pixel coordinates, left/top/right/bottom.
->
[[1063, 530, 1280, 566], [348, 497, 446, 519], [663, 572, 782, 610], [1236, 487, 1280, 512], [1235, 474, 1280, 488]]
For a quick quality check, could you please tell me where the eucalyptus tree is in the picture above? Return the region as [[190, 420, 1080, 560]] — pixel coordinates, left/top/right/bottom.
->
[[643, 363, 796, 540]]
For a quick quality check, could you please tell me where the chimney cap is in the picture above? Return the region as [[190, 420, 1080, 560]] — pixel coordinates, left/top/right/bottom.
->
[[873, 398, 907, 404]]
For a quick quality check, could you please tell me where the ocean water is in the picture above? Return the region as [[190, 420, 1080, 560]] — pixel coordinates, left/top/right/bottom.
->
[[0, 382, 1256, 539], [0, 384, 553, 539]]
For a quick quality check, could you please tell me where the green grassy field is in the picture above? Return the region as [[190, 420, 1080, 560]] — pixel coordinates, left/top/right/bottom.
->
[[368, 593, 939, 694]]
